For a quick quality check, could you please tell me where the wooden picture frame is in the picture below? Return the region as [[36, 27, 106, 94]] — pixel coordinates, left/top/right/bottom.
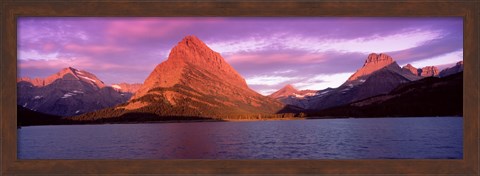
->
[[1, 0, 478, 175]]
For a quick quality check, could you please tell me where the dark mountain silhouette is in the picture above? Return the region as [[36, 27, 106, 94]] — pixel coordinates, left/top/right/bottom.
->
[[439, 61, 464, 77], [17, 105, 67, 126], [310, 72, 462, 117]]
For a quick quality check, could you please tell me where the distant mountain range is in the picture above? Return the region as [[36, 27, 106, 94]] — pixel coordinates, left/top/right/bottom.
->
[[402, 64, 440, 77], [17, 67, 141, 116], [439, 61, 464, 77], [17, 35, 463, 125], [111, 83, 142, 94], [269, 54, 463, 112], [309, 72, 462, 117]]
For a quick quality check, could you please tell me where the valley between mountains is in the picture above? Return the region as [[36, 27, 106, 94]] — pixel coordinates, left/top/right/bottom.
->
[[17, 35, 463, 126]]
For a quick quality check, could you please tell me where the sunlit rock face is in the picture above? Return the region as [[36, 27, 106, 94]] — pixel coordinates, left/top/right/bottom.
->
[[119, 35, 284, 117], [402, 64, 418, 76], [347, 53, 395, 82], [419, 66, 439, 77]]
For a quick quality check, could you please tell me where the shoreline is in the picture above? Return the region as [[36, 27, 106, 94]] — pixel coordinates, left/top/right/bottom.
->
[[306, 116, 463, 119], [223, 117, 305, 122], [17, 116, 462, 128]]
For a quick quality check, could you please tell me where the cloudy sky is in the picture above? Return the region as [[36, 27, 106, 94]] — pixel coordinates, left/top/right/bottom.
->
[[18, 17, 463, 95]]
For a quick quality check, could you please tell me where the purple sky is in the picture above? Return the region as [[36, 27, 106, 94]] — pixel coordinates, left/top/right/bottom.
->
[[18, 17, 463, 95]]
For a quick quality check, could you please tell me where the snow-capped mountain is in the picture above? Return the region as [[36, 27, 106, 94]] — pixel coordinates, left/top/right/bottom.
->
[[17, 67, 131, 116], [269, 84, 318, 99], [268, 84, 319, 108]]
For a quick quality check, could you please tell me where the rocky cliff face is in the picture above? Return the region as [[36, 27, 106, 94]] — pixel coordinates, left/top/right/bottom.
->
[[346, 53, 395, 84], [402, 64, 440, 77], [402, 64, 418, 76], [418, 66, 439, 77], [402, 61, 463, 78], [131, 35, 249, 100], [17, 67, 130, 116]]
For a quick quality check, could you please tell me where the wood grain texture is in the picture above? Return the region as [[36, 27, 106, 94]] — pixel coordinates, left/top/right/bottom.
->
[[1, 0, 479, 175]]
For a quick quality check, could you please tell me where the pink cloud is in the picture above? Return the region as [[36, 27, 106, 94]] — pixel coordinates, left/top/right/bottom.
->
[[105, 19, 192, 41], [19, 57, 86, 70], [226, 52, 328, 65], [42, 43, 56, 52], [64, 44, 127, 54], [19, 56, 151, 72]]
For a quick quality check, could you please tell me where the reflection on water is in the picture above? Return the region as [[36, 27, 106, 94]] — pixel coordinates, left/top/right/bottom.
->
[[18, 117, 463, 159]]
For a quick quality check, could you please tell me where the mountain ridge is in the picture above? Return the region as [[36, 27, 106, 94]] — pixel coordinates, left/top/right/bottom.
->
[[19, 67, 106, 88], [17, 67, 131, 116], [310, 72, 462, 117], [439, 61, 464, 77], [270, 53, 423, 110]]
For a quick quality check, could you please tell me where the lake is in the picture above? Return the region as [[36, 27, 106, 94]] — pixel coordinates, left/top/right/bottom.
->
[[18, 117, 463, 159]]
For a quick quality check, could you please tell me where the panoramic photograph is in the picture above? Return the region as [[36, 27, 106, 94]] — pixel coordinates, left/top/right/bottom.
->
[[17, 17, 463, 159]]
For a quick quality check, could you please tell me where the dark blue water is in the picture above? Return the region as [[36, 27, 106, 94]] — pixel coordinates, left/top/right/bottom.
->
[[18, 117, 463, 159]]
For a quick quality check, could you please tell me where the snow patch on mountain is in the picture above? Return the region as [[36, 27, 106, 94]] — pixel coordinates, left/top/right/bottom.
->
[[61, 92, 76, 98], [72, 90, 84, 94], [78, 75, 97, 83], [112, 85, 121, 89]]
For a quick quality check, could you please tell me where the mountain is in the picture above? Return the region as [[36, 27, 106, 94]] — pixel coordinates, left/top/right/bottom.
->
[[283, 53, 423, 110], [310, 72, 462, 117], [346, 53, 398, 85], [269, 84, 317, 99], [439, 61, 464, 77], [18, 67, 106, 88], [268, 84, 318, 108], [402, 64, 439, 77], [17, 67, 130, 116], [73, 35, 284, 121], [269, 84, 298, 99], [344, 53, 421, 86], [111, 83, 142, 94], [402, 64, 418, 76], [418, 66, 439, 77]]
